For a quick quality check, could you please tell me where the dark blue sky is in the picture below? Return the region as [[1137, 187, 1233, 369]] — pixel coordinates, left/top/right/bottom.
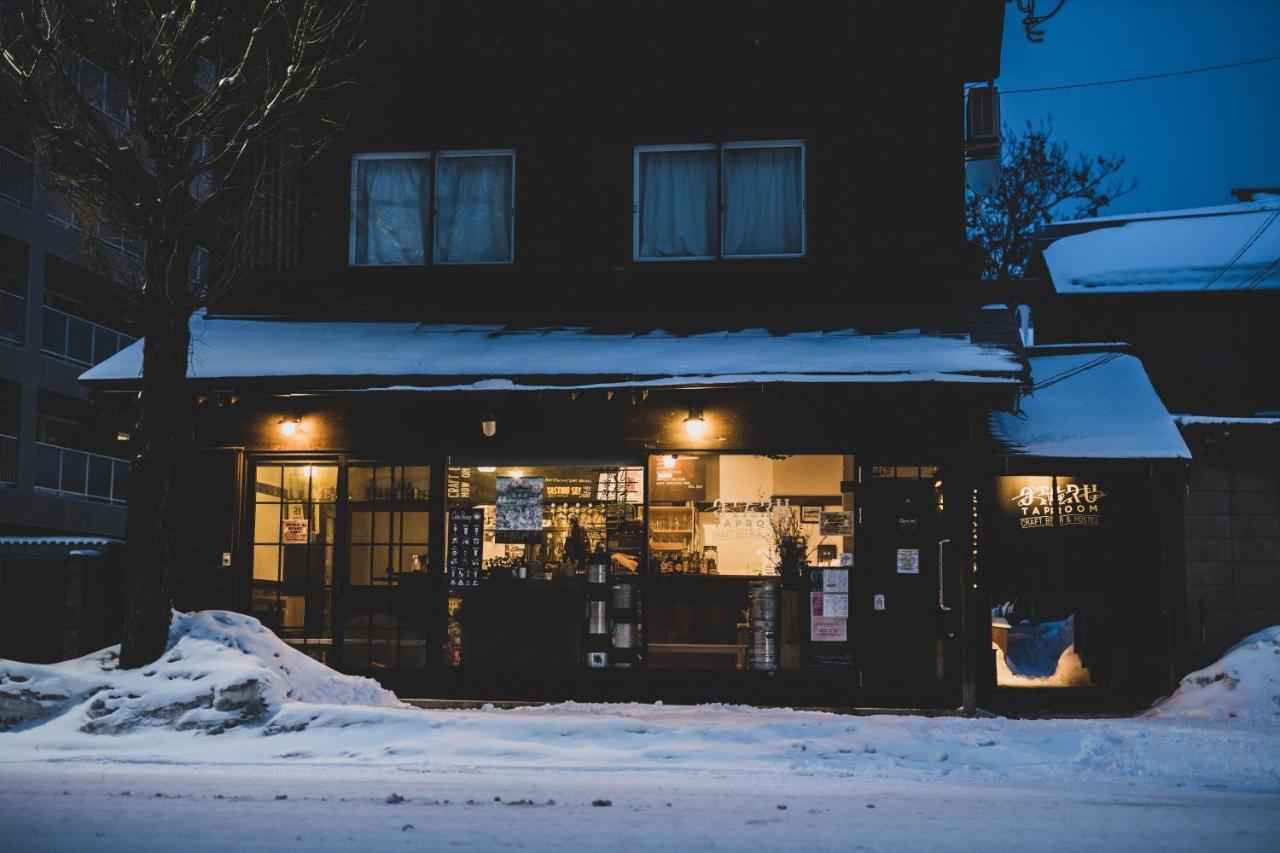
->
[[997, 0, 1280, 216]]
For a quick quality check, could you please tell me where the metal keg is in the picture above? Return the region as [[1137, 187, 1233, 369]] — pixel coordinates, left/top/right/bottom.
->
[[588, 564, 609, 584], [588, 600, 609, 634], [748, 580, 780, 670], [611, 622, 635, 649], [610, 582, 633, 609]]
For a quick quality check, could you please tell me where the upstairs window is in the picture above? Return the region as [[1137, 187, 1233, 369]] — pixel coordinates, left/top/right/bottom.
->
[[634, 140, 805, 261], [74, 57, 129, 126], [350, 150, 515, 266]]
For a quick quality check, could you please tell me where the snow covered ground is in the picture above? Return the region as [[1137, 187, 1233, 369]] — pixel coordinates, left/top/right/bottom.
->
[[1, 613, 1277, 852]]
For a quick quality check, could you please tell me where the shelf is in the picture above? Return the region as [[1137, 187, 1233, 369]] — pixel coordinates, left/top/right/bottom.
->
[[651, 529, 693, 534], [649, 542, 688, 551]]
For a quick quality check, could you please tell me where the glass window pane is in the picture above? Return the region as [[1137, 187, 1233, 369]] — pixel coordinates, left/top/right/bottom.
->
[[282, 544, 308, 585], [255, 466, 282, 501], [348, 466, 373, 502], [349, 510, 373, 544], [42, 309, 66, 357], [253, 545, 280, 581], [113, 460, 128, 501], [254, 503, 282, 543], [636, 148, 716, 259], [434, 154, 513, 264], [404, 465, 430, 499], [35, 443, 60, 490], [60, 449, 87, 493], [402, 511, 429, 543], [372, 545, 391, 581], [349, 545, 372, 586], [67, 317, 93, 364], [353, 156, 431, 265], [311, 465, 338, 502], [283, 466, 311, 501], [722, 144, 803, 257], [87, 454, 112, 498]]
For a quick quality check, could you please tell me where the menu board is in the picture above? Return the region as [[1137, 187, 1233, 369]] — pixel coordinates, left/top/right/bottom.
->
[[650, 456, 707, 502], [447, 508, 484, 588], [495, 476, 545, 543]]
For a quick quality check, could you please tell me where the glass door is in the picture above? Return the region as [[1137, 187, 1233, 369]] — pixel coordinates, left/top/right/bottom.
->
[[251, 463, 339, 662]]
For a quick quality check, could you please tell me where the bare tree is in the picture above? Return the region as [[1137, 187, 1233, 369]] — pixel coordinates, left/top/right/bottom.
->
[[966, 119, 1136, 281], [0, 0, 366, 667]]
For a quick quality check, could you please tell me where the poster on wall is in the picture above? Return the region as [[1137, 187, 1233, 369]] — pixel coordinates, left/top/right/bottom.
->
[[895, 548, 920, 574], [996, 476, 1105, 532], [649, 456, 707, 502], [810, 583, 849, 642], [495, 476, 545, 543], [282, 503, 309, 544], [447, 508, 484, 588], [819, 511, 854, 537]]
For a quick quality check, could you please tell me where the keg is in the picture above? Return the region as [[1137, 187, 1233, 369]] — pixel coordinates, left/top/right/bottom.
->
[[587, 564, 610, 584], [588, 600, 609, 634], [610, 582, 633, 609], [748, 580, 780, 671], [611, 622, 635, 649]]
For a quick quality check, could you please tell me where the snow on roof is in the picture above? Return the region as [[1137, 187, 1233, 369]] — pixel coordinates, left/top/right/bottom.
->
[[0, 536, 122, 547], [989, 350, 1190, 460], [1042, 200, 1280, 294], [80, 314, 1025, 389], [1174, 414, 1280, 427]]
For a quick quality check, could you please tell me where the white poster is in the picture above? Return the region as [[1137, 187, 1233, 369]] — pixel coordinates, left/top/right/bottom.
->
[[896, 548, 920, 574], [811, 617, 847, 642], [282, 518, 309, 544], [823, 593, 849, 617], [821, 569, 849, 593]]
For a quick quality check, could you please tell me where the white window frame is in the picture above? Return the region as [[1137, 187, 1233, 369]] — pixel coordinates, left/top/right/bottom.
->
[[348, 151, 432, 268], [632, 142, 718, 263], [720, 139, 806, 260], [632, 140, 807, 262], [432, 149, 517, 266]]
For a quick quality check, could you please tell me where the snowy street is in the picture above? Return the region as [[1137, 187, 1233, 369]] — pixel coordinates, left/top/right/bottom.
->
[[2, 613, 1278, 851], [2, 759, 1278, 853]]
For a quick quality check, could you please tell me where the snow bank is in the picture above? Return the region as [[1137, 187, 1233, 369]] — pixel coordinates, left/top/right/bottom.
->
[[0, 610, 404, 734], [1149, 626, 1280, 722]]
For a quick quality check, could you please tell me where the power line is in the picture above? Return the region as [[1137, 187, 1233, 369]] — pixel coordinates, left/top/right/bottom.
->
[[1201, 207, 1280, 290], [1001, 54, 1280, 95]]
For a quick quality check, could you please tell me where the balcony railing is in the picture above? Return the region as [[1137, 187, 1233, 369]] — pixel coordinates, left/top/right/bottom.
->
[[0, 144, 35, 208], [0, 434, 17, 485], [34, 441, 128, 504], [0, 290, 24, 345], [41, 305, 136, 367]]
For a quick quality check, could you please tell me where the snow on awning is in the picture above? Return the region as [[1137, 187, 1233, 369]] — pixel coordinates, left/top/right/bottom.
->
[[80, 314, 1026, 390], [1042, 199, 1280, 294], [989, 348, 1190, 460]]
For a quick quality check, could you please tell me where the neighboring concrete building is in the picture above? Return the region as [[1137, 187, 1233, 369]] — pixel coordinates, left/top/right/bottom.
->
[[1029, 193, 1280, 665]]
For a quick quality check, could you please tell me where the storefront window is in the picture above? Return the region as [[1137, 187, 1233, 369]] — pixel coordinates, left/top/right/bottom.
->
[[988, 475, 1105, 688], [343, 464, 433, 669], [647, 454, 848, 671], [251, 463, 338, 661], [444, 462, 644, 667]]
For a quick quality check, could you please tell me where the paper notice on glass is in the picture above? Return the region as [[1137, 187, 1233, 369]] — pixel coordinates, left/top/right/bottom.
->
[[823, 593, 849, 617], [821, 569, 849, 593], [811, 617, 847, 642], [282, 518, 309, 544], [896, 548, 920, 574]]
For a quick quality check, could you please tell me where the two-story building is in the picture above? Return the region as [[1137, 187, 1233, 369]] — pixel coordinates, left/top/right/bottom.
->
[[73, 1, 1189, 711]]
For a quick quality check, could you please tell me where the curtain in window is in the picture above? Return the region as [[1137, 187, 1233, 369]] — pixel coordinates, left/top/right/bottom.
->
[[722, 145, 803, 257], [637, 149, 716, 259], [434, 154, 514, 264], [354, 157, 431, 265]]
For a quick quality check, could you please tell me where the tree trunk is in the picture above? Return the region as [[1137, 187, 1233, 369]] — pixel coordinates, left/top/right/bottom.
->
[[119, 308, 192, 669]]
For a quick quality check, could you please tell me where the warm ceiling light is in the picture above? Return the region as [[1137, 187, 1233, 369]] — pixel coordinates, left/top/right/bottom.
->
[[508, 468, 525, 480], [477, 466, 497, 473], [661, 454, 678, 469], [279, 415, 300, 437], [683, 405, 707, 440]]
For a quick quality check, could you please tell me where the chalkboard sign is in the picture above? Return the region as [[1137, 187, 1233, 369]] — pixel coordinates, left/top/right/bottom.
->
[[649, 456, 706, 502], [447, 508, 485, 588]]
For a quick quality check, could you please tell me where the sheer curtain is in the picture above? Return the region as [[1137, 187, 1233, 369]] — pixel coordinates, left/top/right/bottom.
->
[[354, 157, 431, 265], [637, 148, 716, 259], [434, 154, 514, 264], [722, 145, 803, 257]]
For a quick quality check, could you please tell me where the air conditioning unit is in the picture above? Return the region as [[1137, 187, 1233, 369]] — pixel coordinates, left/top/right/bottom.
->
[[965, 85, 1001, 160]]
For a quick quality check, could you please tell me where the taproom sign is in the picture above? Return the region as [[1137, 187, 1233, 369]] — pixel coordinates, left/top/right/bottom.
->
[[997, 476, 1105, 531]]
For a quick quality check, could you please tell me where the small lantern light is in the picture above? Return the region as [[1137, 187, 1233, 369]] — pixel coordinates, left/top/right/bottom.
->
[[481, 409, 497, 438], [278, 415, 301, 437], [683, 404, 708, 440]]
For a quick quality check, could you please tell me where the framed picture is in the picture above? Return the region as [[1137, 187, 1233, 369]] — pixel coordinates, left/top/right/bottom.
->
[[801, 506, 822, 524]]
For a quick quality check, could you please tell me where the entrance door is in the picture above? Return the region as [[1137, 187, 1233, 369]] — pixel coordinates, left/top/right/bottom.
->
[[852, 465, 948, 691]]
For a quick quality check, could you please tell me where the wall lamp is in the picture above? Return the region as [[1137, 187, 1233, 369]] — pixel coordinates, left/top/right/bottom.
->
[[278, 414, 301, 437], [683, 404, 708, 440]]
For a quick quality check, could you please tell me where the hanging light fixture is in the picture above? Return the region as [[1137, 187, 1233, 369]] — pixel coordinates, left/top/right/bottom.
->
[[683, 404, 708, 440], [481, 408, 497, 438]]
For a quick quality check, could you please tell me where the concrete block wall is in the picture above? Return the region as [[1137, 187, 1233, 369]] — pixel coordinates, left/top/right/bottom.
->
[[1184, 463, 1280, 664]]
